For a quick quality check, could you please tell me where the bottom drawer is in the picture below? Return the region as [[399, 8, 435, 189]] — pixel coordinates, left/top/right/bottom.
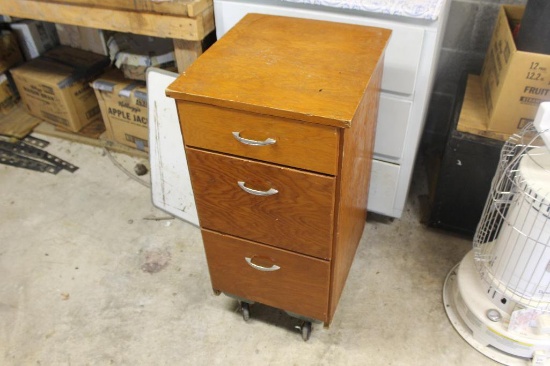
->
[[202, 229, 330, 322]]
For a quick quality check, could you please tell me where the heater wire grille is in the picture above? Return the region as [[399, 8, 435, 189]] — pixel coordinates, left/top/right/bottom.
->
[[473, 125, 550, 310]]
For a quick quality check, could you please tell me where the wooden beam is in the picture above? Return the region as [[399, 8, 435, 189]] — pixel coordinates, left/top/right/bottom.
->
[[200, 5, 215, 39], [173, 39, 203, 73], [187, 0, 213, 17], [31, 0, 194, 16], [33, 122, 149, 158], [0, 0, 214, 41]]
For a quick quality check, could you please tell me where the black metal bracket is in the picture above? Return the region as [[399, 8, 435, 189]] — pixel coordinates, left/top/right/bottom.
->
[[0, 136, 78, 174]]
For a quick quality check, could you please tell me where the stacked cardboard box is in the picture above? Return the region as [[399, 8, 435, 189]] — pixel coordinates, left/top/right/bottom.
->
[[0, 31, 24, 114], [55, 24, 112, 56], [480, 5, 550, 135], [11, 46, 110, 132], [108, 33, 175, 81], [10, 20, 59, 60], [91, 69, 149, 151]]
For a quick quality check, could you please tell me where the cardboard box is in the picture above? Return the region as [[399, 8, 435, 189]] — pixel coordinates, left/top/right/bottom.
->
[[0, 73, 19, 114], [480, 5, 550, 135], [55, 24, 112, 56], [107, 33, 175, 81], [457, 75, 511, 142], [91, 70, 149, 150], [0, 31, 24, 74], [10, 20, 59, 60], [11, 46, 110, 132]]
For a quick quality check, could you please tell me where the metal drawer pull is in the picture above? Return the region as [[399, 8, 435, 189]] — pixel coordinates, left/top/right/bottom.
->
[[232, 131, 276, 146], [245, 257, 280, 272], [238, 181, 278, 196]]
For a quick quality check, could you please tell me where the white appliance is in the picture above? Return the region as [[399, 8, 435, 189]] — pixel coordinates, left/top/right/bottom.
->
[[443, 103, 550, 365], [213, 0, 451, 218]]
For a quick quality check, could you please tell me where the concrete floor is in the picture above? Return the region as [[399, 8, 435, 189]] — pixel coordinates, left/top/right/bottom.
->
[[0, 135, 499, 365]]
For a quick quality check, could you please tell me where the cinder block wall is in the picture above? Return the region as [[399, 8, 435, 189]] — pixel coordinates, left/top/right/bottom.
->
[[422, 0, 527, 154]]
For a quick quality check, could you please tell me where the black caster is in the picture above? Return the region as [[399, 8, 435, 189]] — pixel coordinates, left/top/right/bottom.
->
[[301, 321, 312, 341]]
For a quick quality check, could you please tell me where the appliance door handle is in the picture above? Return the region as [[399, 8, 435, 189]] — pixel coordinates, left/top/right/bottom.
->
[[245, 257, 280, 272], [232, 131, 276, 146], [238, 181, 278, 196]]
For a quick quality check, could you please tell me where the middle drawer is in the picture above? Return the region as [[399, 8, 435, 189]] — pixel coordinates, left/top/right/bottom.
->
[[186, 147, 336, 259]]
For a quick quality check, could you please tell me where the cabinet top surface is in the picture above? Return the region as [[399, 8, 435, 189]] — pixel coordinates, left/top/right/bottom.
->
[[278, 0, 447, 21], [166, 13, 391, 128]]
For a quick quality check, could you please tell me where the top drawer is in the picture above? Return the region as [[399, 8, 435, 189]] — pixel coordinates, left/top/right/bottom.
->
[[379, 23, 424, 96], [177, 101, 340, 175]]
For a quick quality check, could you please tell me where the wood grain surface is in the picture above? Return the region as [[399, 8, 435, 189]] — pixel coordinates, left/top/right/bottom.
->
[[186, 147, 336, 259], [178, 101, 340, 175], [328, 58, 385, 323], [32, 0, 201, 16], [202, 229, 330, 322], [167, 13, 392, 128]]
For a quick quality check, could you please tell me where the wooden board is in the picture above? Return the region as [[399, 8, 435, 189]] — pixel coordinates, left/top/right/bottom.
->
[[329, 58, 383, 324], [456, 75, 511, 142], [33, 0, 212, 16], [172, 28, 216, 73], [0, 104, 42, 139], [0, 0, 215, 41], [186, 0, 213, 17], [34, 122, 148, 158]]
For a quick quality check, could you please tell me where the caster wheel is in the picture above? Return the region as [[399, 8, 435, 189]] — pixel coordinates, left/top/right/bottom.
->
[[241, 302, 250, 322], [301, 321, 312, 341]]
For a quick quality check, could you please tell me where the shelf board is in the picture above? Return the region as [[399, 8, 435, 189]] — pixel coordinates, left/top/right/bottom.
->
[[0, 0, 214, 41]]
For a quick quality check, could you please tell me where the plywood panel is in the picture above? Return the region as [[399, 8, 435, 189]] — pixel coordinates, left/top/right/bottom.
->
[[329, 58, 385, 323]]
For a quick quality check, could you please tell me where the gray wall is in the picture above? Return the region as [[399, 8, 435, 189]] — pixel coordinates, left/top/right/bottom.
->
[[422, 0, 527, 154]]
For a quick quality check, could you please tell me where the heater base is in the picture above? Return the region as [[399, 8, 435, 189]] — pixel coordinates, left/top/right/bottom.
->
[[443, 251, 550, 366]]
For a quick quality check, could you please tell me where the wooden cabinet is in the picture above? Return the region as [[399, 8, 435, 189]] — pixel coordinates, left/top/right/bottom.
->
[[167, 14, 390, 326]]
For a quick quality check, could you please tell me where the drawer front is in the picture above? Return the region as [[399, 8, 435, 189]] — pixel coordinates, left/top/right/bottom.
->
[[178, 101, 340, 175], [202, 229, 330, 322], [187, 148, 336, 259], [367, 159, 400, 217], [380, 24, 424, 96], [373, 95, 412, 162]]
